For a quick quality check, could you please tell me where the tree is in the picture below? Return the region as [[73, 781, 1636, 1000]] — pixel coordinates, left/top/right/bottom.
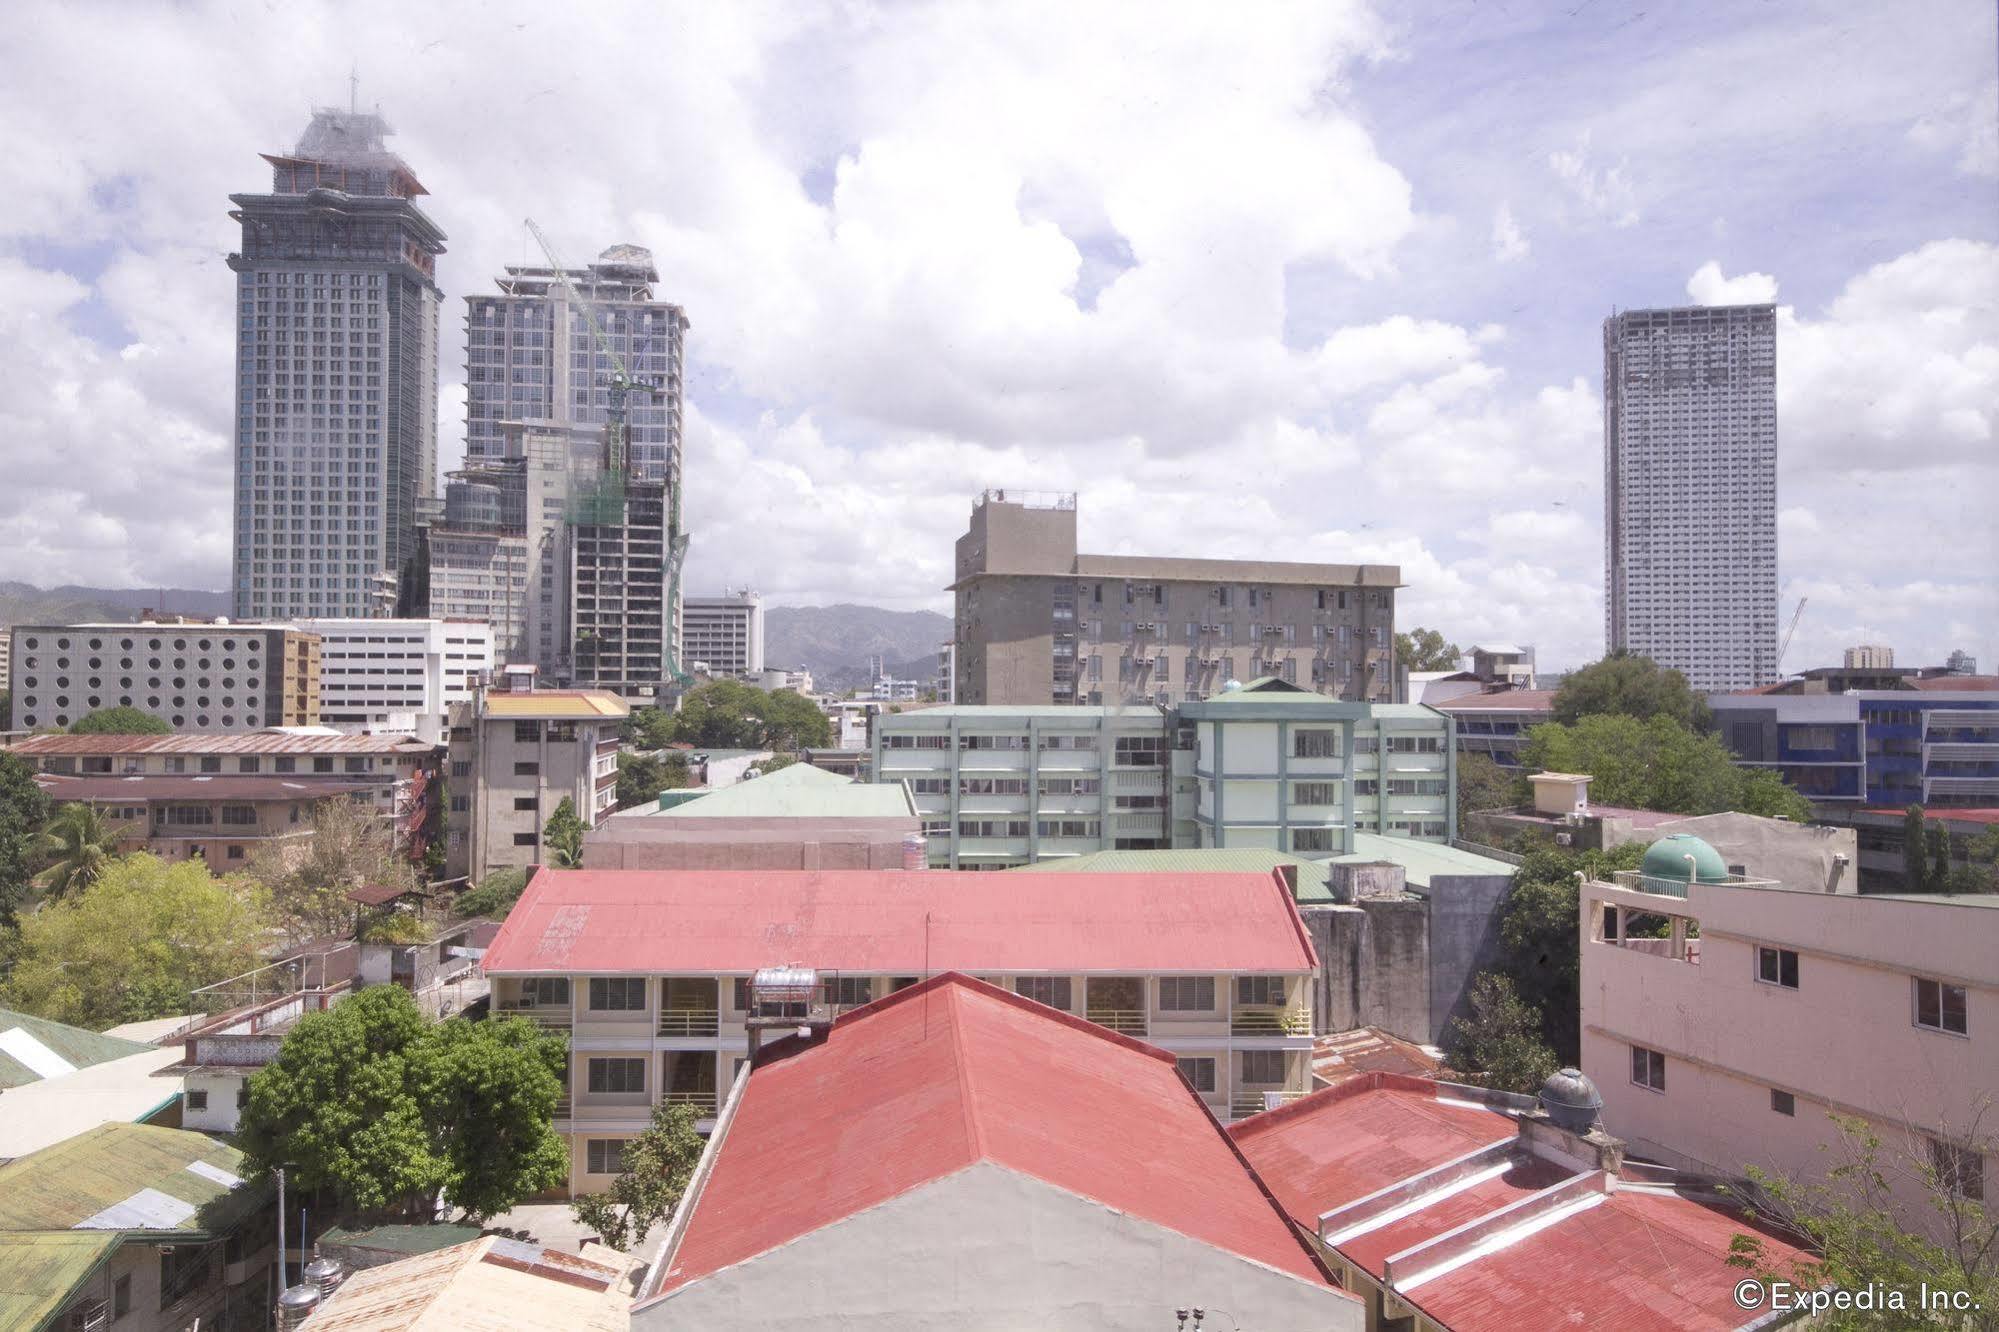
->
[[1904, 805, 1931, 893], [572, 1101, 706, 1251], [0, 752, 52, 927], [1928, 822, 1952, 892], [249, 796, 418, 943], [1, 855, 270, 1025], [1522, 713, 1813, 822], [625, 706, 679, 752], [238, 985, 568, 1222], [455, 867, 530, 919], [1728, 1111, 1998, 1332], [668, 681, 833, 752], [418, 774, 447, 881], [1552, 653, 1712, 731], [0, 687, 11, 731], [1456, 752, 1525, 825], [1396, 627, 1463, 673], [752, 753, 801, 776], [1494, 842, 1647, 1061], [615, 751, 690, 811], [759, 688, 833, 751], [1445, 974, 1559, 1094], [67, 705, 172, 736], [542, 798, 585, 868], [35, 802, 118, 899]]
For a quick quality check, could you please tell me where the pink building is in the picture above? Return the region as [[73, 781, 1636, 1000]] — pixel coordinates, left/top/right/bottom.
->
[[1581, 833, 1996, 1232]]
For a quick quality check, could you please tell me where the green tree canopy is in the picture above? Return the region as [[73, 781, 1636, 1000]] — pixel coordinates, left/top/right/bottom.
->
[[1, 854, 270, 1026], [1396, 627, 1464, 673], [237, 984, 567, 1221], [455, 866, 530, 919], [625, 706, 679, 752], [1551, 653, 1712, 731], [1493, 842, 1647, 1061], [669, 681, 833, 752], [615, 751, 690, 811], [1521, 713, 1813, 821], [0, 752, 52, 925], [542, 797, 585, 868], [35, 802, 119, 899], [67, 705, 172, 736], [1456, 751, 1526, 825], [248, 795, 418, 943], [572, 1100, 706, 1251], [1445, 973, 1559, 1094]]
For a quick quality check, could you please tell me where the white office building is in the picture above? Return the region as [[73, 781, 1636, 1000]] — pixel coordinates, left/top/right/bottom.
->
[[1603, 303, 1777, 691], [682, 591, 764, 676], [294, 617, 492, 742]]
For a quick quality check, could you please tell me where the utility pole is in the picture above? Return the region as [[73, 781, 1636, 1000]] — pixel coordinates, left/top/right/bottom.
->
[[274, 1166, 287, 1295]]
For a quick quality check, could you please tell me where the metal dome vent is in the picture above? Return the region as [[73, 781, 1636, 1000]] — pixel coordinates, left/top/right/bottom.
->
[[1539, 1067, 1603, 1132]]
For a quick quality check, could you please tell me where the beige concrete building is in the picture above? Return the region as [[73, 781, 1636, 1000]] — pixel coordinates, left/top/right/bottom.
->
[[584, 761, 921, 870], [447, 676, 628, 880], [950, 491, 1400, 707], [7, 622, 321, 733], [1581, 833, 1996, 1235]]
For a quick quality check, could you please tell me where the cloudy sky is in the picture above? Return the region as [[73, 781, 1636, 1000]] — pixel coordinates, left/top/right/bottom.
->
[[0, 0, 1993, 670]]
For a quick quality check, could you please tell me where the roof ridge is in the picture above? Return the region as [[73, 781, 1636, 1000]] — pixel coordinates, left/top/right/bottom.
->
[[1268, 867, 1320, 969], [946, 982, 988, 1164]]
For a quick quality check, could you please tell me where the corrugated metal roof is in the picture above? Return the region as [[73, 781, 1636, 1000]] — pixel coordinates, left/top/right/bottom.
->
[[0, 1009, 153, 1090], [298, 1236, 629, 1331], [648, 974, 1341, 1302], [651, 763, 915, 820], [36, 773, 381, 802], [0, 1232, 120, 1330], [1433, 689, 1557, 713], [481, 691, 629, 719], [483, 867, 1318, 976], [1012, 847, 1337, 904], [0, 1123, 262, 1237], [8, 732, 431, 756], [1334, 833, 1517, 887]]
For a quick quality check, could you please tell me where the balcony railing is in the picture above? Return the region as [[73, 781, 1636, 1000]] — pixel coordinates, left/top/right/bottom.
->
[[554, 1096, 572, 1119], [1087, 1009, 1148, 1037], [658, 1008, 720, 1037], [1231, 1006, 1311, 1036], [1610, 869, 1780, 899], [663, 1090, 719, 1115], [1230, 1089, 1306, 1120], [494, 1004, 572, 1027]]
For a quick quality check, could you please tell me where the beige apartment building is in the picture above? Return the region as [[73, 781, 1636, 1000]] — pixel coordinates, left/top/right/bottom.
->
[[1581, 833, 1996, 1234], [447, 673, 628, 880], [950, 491, 1401, 707], [482, 865, 1321, 1193]]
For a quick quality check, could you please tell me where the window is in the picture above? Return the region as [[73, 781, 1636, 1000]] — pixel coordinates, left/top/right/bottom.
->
[[314, 757, 334, 773], [1015, 976, 1073, 1010], [586, 1058, 646, 1094], [1177, 1056, 1217, 1093], [1159, 977, 1215, 1011], [588, 977, 647, 1011], [1294, 781, 1339, 805], [521, 977, 569, 1007], [587, 1139, 630, 1174], [1771, 1089, 1796, 1116], [823, 976, 873, 1007], [1631, 1045, 1666, 1091], [1240, 1050, 1286, 1084], [513, 796, 538, 811], [514, 721, 541, 743], [1914, 977, 1968, 1035], [239, 757, 261, 773], [1291, 827, 1336, 852], [1237, 976, 1287, 1006], [1930, 1138, 1985, 1200], [1114, 735, 1164, 767], [514, 761, 540, 777], [512, 832, 538, 847], [114, 1275, 131, 1317], [185, 1089, 209, 1111], [1293, 728, 1340, 759], [1755, 946, 1799, 989], [275, 756, 296, 773], [199, 756, 222, 773]]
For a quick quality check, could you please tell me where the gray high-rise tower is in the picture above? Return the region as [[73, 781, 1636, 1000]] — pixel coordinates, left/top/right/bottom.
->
[[227, 106, 445, 619], [1603, 303, 1777, 691]]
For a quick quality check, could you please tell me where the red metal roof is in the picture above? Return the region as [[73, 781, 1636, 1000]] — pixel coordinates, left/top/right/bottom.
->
[[1861, 806, 1999, 824], [482, 868, 1319, 975], [1909, 675, 1999, 691], [7, 733, 431, 756], [649, 973, 1341, 1300], [1432, 689, 1557, 713], [35, 774, 381, 802]]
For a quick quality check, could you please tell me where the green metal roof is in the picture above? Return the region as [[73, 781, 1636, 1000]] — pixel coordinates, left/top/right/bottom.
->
[[0, 1009, 154, 1090], [654, 762, 915, 820], [1201, 677, 1336, 704], [0, 1232, 119, 1330], [0, 1123, 265, 1238], [1010, 848, 1337, 904], [319, 1222, 484, 1255], [1332, 833, 1517, 888]]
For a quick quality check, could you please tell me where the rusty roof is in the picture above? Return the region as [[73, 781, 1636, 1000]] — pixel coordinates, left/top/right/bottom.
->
[[8, 732, 434, 757], [36, 774, 381, 802]]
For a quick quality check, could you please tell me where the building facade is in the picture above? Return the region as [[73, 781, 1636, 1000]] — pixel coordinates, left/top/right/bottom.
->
[[482, 866, 1321, 1193], [1603, 304, 1777, 691], [446, 678, 628, 880], [951, 492, 1400, 707], [682, 591, 764, 676], [6, 623, 320, 733], [1845, 644, 1894, 669], [228, 106, 445, 620], [295, 616, 492, 741], [1433, 688, 1556, 769], [1580, 835, 1996, 1234]]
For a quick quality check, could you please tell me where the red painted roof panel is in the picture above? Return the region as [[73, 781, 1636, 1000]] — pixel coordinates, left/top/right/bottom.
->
[[653, 974, 1338, 1298], [483, 868, 1318, 975]]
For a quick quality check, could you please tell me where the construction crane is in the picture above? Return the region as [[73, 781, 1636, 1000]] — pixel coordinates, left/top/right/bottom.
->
[[522, 218, 693, 688], [1777, 595, 1808, 672]]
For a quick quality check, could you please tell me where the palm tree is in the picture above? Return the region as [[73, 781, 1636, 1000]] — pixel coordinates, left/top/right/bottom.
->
[[37, 802, 119, 899]]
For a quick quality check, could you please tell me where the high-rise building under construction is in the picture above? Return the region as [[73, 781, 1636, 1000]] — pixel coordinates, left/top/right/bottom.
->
[[419, 246, 690, 699], [227, 106, 445, 619]]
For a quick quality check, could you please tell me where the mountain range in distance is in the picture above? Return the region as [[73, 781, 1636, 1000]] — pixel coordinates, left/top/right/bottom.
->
[[0, 584, 947, 691]]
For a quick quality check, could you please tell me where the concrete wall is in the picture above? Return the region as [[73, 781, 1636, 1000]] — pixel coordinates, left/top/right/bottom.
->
[[1609, 810, 1858, 895], [582, 820, 918, 870], [638, 1160, 1360, 1332], [1421, 873, 1517, 1044], [1301, 900, 1431, 1045]]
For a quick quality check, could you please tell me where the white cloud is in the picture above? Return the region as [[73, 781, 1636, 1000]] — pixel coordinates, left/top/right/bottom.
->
[[1490, 203, 1529, 262], [1686, 260, 1779, 305], [1547, 131, 1640, 227], [1909, 77, 1999, 178]]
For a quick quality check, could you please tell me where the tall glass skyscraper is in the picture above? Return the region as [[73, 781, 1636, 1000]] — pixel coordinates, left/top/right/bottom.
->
[[1603, 303, 1778, 691], [227, 107, 445, 619]]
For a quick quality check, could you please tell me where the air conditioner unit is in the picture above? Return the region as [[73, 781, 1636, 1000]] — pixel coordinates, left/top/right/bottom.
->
[[1555, 831, 1574, 846]]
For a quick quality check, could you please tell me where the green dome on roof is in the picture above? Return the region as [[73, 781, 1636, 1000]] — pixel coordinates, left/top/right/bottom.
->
[[1639, 833, 1730, 892]]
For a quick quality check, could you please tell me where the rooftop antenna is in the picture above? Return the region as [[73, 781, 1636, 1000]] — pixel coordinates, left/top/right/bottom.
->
[[348, 64, 359, 115]]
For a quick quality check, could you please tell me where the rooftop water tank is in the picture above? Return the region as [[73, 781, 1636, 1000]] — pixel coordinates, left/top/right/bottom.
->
[[1639, 833, 1731, 894], [1539, 1067, 1603, 1132], [276, 1282, 321, 1331]]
